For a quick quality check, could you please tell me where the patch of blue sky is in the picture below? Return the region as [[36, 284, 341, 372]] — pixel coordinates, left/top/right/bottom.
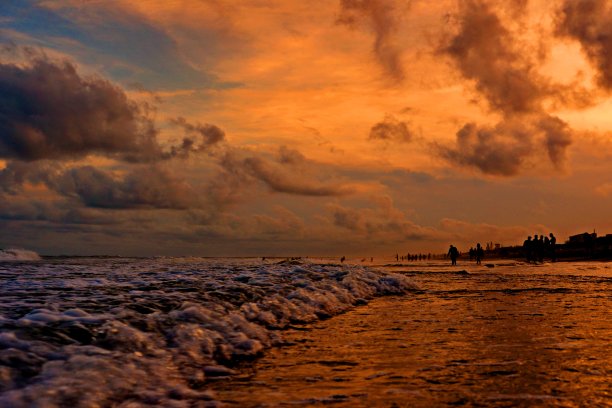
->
[[0, 1, 236, 91]]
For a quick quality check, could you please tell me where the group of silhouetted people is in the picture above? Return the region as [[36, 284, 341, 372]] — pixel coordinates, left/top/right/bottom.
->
[[523, 233, 556, 263], [396, 253, 432, 262]]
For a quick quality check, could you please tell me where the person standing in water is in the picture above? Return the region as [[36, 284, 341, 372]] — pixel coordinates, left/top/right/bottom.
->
[[448, 245, 459, 266], [475, 243, 484, 265]]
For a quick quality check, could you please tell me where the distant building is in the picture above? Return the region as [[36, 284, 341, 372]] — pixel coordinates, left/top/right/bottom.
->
[[567, 232, 597, 244]]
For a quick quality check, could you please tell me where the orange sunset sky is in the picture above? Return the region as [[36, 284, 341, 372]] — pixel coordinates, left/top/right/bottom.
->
[[0, 0, 611, 256]]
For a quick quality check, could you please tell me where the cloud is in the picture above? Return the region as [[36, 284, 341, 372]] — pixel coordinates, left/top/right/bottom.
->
[[0, 57, 162, 162], [337, 0, 405, 80], [368, 115, 414, 143], [442, 0, 551, 115], [330, 204, 365, 231], [54, 165, 199, 210], [557, 0, 612, 90], [538, 114, 573, 166], [440, 120, 531, 176], [0, 56, 227, 164], [170, 117, 226, 157], [439, 114, 573, 176], [0, 161, 200, 210], [439, 1, 574, 176], [277, 145, 307, 165], [217, 147, 354, 197], [327, 195, 437, 240], [0, 160, 63, 193]]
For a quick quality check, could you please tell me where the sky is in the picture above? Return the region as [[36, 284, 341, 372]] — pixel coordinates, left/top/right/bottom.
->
[[0, 0, 611, 257]]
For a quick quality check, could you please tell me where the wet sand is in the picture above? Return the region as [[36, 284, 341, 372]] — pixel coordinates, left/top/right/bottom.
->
[[212, 264, 612, 407]]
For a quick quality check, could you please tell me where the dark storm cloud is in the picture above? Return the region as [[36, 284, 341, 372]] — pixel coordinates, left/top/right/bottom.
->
[[368, 115, 414, 143], [0, 58, 165, 162], [337, 0, 405, 81], [556, 0, 612, 90], [0, 57, 228, 163], [0, 161, 200, 210], [0, 194, 121, 225], [55, 166, 198, 210], [440, 114, 573, 176], [0, 161, 63, 193], [442, 0, 550, 114]]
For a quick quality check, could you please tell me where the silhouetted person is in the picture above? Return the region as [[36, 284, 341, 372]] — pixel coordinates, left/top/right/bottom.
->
[[538, 235, 545, 263], [523, 236, 533, 263], [531, 234, 542, 263], [340, 256, 346, 263], [549, 233, 557, 262], [396, 253, 399, 261], [448, 245, 459, 266], [475, 243, 484, 265]]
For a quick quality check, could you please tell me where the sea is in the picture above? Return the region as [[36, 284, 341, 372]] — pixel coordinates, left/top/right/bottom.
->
[[0, 249, 610, 407]]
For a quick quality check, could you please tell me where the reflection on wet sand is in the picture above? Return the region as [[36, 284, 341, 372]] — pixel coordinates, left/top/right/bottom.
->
[[213, 263, 612, 407]]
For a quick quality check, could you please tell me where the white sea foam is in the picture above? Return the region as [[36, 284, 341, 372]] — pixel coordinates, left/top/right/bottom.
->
[[0, 257, 418, 407], [0, 248, 41, 261]]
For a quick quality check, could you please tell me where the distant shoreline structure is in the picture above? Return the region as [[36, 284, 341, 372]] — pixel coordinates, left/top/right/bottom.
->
[[460, 231, 612, 262]]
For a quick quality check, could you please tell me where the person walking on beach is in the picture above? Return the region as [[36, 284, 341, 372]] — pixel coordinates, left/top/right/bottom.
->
[[475, 243, 484, 265], [448, 245, 459, 266], [549, 233, 557, 262]]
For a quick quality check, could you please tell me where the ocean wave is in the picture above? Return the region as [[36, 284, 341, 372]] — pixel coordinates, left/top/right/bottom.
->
[[0, 258, 417, 407], [0, 249, 41, 262]]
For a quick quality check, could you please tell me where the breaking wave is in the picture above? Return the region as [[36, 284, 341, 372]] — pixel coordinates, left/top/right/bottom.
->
[[0, 248, 41, 261], [0, 258, 417, 407]]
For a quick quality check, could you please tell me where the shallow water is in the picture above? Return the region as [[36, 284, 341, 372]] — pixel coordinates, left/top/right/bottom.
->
[[212, 261, 612, 407]]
